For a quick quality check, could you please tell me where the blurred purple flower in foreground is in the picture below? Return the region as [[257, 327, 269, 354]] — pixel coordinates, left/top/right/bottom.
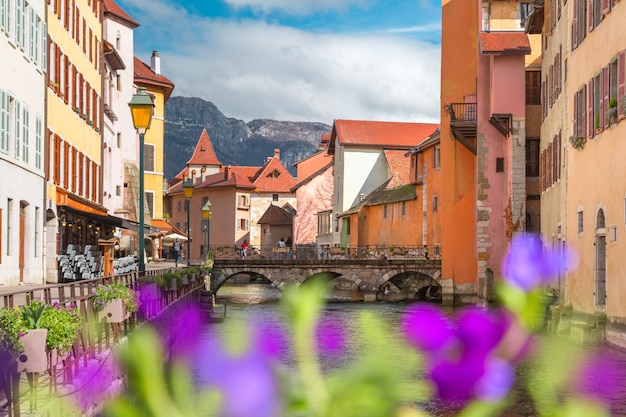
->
[[402, 304, 514, 403], [502, 233, 578, 292], [572, 348, 626, 409], [74, 359, 118, 412], [197, 323, 285, 417], [316, 317, 346, 356]]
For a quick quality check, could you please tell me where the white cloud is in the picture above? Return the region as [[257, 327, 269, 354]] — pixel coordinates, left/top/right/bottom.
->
[[125, 0, 441, 124], [222, 0, 372, 15]]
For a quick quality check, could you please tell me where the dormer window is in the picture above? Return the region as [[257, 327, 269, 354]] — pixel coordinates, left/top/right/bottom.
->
[[271, 170, 280, 179]]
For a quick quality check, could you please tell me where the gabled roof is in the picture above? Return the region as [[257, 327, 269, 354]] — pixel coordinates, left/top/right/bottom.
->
[[166, 169, 256, 195], [328, 119, 439, 154], [134, 57, 175, 102], [384, 150, 411, 188], [103, 0, 139, 28], [251, 155, 296, 193], [187, 129, 222, 167], [479, 31, 531, 55], [290, 159, 333, 192], [257, 204, 294, 226]]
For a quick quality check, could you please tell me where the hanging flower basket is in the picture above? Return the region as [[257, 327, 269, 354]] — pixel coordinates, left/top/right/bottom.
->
[[99, 298, 126, 323], [17, 329, 48, 373]]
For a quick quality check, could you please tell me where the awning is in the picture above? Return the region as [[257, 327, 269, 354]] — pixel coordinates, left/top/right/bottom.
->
[[121, 219, 158, 234], [151, 218, 186, 236], [60, 206, 124, 227]]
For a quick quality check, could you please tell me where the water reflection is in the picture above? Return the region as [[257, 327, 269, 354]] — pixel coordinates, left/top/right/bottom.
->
[[196, 284, 626, 416]]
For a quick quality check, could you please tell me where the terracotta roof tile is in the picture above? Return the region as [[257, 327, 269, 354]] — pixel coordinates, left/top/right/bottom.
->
[[479, 31, 531, 55], [384, 150, 411, 187], [330, 119, 439, 151], [187, 129, 222, 166], [134, 57, 175, 101], [103, 0, 139, 27]]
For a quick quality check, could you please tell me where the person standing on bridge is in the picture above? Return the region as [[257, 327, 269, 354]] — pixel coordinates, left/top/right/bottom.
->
[[285, 236, 293, 259], [241, 240, 249, 259]]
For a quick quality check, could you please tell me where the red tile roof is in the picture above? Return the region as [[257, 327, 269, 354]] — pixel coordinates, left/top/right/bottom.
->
[[103, 0, 139, 28], [384, 150, 411, 188], [251, 155, 297, 193], [479, 31, 531, 55], [187, 129, 222, 167], [330, 119, 439, 152], [134, 57, 175, 102]]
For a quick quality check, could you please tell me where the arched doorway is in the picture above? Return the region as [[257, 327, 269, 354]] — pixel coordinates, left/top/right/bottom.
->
[[595, 209, 606, 308]]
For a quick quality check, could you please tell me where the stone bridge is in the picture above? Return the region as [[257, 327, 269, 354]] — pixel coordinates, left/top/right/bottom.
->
[[210, 258, 447, 302]]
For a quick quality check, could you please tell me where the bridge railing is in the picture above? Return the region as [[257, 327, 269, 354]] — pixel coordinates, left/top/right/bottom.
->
[[210, 245, 440, 261]]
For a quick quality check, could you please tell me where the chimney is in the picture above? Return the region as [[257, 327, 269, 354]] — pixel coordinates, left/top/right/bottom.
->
[[274, 149, 280, 159], [151, 51, 161, 75], [224, 166, 229, 180]]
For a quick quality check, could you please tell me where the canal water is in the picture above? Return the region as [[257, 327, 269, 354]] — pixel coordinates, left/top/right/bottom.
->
[[193, 283, 626, 416]]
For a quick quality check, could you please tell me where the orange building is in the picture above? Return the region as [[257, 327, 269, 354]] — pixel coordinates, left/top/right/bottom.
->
[[440, 0, 537, 305]]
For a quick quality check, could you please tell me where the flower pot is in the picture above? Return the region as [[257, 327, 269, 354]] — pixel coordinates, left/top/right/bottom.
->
[[100, 299, 125, 323], [18, 329, 48, 373], [182, 274, 189, 286]]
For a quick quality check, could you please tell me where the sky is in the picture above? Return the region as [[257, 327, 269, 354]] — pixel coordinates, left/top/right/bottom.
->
[[115, 0, 442, 124]]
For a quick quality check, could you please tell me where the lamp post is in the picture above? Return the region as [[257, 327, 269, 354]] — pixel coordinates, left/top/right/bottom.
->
[[202, 200, 212, 263], [128, 87, 154, 274], [183, 178, 194, 266]]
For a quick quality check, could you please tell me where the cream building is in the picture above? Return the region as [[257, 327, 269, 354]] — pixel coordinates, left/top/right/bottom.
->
[[0, 0, 47, 285]]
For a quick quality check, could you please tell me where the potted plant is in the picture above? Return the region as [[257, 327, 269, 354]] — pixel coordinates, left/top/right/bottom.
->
[[18, 300, 49, 373], [607, 98, 618, 125], [93, 283, 138, 323], [40, 302, 82, 357], [0, 307, 26, 366], [569, 135, 586, 150]]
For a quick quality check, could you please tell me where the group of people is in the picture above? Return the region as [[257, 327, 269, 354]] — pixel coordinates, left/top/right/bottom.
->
[[238, 237, 293, 259]]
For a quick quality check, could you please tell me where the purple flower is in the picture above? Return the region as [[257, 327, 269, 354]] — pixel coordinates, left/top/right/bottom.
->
[[572, 349, 626, 409], [402, 304, 514, 403], [196, 327, 284, 417], [155, 304, 203, 362], [502, 233, 578, 291], [315, 317, 346, 356], [74, 359, 119, 412]]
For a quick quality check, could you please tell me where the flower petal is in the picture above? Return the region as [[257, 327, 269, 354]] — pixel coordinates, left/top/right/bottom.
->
[[401, 304, 455, 352]]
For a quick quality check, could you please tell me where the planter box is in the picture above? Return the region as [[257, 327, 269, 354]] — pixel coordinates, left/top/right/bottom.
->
[[18, 329, 48, 373], [100, 299, 125, 323]]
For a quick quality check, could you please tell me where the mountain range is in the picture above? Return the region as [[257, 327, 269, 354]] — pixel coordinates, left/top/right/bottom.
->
[[163, 96, 332, 181]]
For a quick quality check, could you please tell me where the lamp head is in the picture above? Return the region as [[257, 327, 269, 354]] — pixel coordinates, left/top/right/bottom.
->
[[183, 177, 194, 199], [128, 87, 154, 131], [202, 200, 212, 219]]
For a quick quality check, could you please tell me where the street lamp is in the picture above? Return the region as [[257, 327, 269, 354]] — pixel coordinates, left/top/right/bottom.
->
[[128, 87, 154, 274], [183, 177, 194, 266], [202, 200, 212, 263]]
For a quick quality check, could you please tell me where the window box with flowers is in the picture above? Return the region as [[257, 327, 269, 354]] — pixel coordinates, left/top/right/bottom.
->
[[607, 98, 618, 126], [0, 307, 26, 367], [93, 283, 138, 323], [569, 135, 586, 150]]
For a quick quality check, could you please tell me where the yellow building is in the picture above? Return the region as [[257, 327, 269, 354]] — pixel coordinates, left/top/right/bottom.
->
[[46, 0, 116, 281], [133, 53, 174, 222], [531, 0, 626, 349]]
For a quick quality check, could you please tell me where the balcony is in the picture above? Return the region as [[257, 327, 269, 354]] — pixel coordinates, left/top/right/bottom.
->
[[447, 102, 477, 155]]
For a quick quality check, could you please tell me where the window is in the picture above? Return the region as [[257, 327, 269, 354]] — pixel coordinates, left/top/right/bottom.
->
[[433, 145, 441, 168], [238, 194, 249, 208], [577, 210, 584, 233], [239, 218, 249, 231], [520, 2, 532, 26], [35, 116, 42, 169], [345, 218, 350, 235], [432, 195, 438, 212], [272, 194, 278, 202], [496, 158, 505, 173], [116, 74, 121, 91], [116, 132, 121, 148], [16, 0, 25, 50], [14, 100, 21, 159], [402, 201, 406, 216], [145, 191, 154, 218], [144, 143, 155, 172], [383, 205, 388, 219], [176, 222, 180, 230], [177, 200, 182, 213], [593, 0, 602, 28], [7, 199, 12, 255], [21, 105, 28, 163], [116, 185, 121, 196], [610, 225, 617, 242], [526, 138, 540, 177], [0, 89, 9, 153], [526, 71, 541, 105], [318, 210, 332, 235]]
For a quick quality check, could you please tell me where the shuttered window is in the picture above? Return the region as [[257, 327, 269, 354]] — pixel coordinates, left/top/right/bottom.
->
[[144, 143, 155, 172]]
